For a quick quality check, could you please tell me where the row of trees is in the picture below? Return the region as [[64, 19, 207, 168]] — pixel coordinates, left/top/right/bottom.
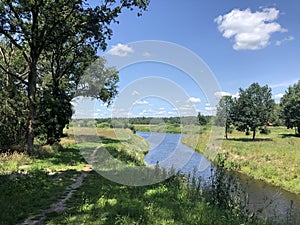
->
[[216, 81, 300, 140], [94, 114, 211, 127], [0, 0, 150, 153]]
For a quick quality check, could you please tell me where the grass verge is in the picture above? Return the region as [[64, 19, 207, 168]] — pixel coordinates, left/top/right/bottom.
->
[[182, 126, 300, 194]]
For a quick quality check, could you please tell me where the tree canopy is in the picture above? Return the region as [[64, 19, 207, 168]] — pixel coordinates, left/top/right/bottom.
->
[[215, 95, 235, 139], [0, 0, 149, 152], [216, 83, 275, 140], [280, 80, 300, 135], [234, 83, 274, 140]]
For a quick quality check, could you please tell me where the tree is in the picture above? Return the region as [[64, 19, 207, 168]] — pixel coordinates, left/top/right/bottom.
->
[[215, 95, 235, 139], [0, 0, 149, 153], [197, 112, 209, 126], [269, 103, 284, 126], [234, 83, 274, 140], [280, 80, 300, 135], [0, 40, 28, 150]]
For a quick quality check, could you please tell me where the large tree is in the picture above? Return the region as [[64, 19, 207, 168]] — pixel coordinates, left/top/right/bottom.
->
[[234, 83, 274, 140], [280, 80, 300, 135], [0, 40, 28, 149], [0, 0, 149, 153], [215, 95, 235, 139]]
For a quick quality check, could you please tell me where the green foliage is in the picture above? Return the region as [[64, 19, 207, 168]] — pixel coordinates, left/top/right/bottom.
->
[[216, 95, 235, 139], [0, 41, 28, 151], [0, 0, 149, 152], [269, 104, 284, 126], [234, 83, 274, 140], [280, 80, 300, 135], [197, 112, 210, 126]]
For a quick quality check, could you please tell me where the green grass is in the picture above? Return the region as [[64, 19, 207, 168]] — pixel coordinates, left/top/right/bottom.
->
[[0, 145, 86, 225], [0, 127, 289, 224], [133, 124, 205, 134], [46, 171, 271, 225], [182, 126, 300, 194]]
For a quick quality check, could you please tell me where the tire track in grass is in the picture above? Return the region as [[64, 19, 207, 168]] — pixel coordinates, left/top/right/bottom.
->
[[19, 146, 100, 225]]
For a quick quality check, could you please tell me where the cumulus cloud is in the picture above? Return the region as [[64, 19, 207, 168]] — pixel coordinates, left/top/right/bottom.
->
[[215, 8, 287, 50], [274, 93, 284, 100], [214, 91, 232, 98], [275, 36, 295, 46], [108, 43, 134, 57], [188, 97, 201, 103], [131, 90, 140, 96], [270, 80, 298, 88], [134, 100, 150, 105], [205, 106, 217, 111], [143, 52, 151, 57]]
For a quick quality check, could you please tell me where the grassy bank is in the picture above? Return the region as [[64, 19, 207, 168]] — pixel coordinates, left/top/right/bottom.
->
[[182, 126, 300, 194], [0, 144, 87, 224], [0, 127, 285, 224], [133, 123, 208, 134]]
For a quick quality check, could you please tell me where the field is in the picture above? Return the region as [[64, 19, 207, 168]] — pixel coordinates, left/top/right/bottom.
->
[[182, 126, 300, 194], [0, 127, 283, 225]]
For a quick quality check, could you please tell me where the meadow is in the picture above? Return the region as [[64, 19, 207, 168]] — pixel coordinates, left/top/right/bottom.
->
[[182, 126, 300, 194], [0, 127, 286, 224]]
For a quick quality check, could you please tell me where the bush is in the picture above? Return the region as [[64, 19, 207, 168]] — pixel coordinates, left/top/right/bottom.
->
[[260, 126, 271, 135]]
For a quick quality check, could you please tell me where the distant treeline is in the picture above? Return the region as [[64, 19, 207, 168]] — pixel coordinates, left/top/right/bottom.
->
[[72, 114, 212, 128]]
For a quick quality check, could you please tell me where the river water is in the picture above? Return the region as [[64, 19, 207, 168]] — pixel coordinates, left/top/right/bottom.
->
[[137, 131, 300, 223]]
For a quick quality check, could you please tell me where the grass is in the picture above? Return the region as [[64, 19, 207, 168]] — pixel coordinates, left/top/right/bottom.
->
[[0, 126, 292, 224], [133, 124, 205, 134], [182, 126, 300, 194], [0, 144, 86, 225], [46, 170, 272, 225]]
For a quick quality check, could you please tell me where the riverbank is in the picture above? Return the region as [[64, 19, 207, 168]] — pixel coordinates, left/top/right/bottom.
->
[[181, 126, 300, 195], [0, 127, 277, 224]]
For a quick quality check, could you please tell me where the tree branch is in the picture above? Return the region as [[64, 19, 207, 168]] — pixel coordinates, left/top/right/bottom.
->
[[0, 64, 29, 85]]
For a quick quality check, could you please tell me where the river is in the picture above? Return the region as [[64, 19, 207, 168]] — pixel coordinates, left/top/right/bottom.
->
[[137, 131, 300, 224]]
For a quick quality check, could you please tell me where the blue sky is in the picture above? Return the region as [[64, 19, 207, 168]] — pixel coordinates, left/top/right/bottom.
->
[[75, 0, 300, 118]]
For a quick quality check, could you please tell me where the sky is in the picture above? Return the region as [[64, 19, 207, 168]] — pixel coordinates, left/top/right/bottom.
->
[[73, 0, 300, 119]]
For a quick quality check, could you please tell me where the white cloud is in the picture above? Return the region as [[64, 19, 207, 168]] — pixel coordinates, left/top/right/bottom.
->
[[214, 91, 232, 98], [143, 52, 151, 57], [215, 8, 287, 50], [178, 105, 194, 111], [134, 100, 149, 105], [270, 80, 298, 88], [188, 97, 201, 103], [274, 93, 284, 100], [275, 36, 295, 46], [131, 90, 140, 96], [108, 43, 134, 57]]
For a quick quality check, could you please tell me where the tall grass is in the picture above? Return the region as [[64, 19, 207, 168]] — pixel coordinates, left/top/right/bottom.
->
[[182, 126, 300, 194]]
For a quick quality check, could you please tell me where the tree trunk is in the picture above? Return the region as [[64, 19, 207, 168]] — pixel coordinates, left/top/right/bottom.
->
[[252, 128, 256, 140], [225, 124, 228, 140], [26, 62, 37, 154]]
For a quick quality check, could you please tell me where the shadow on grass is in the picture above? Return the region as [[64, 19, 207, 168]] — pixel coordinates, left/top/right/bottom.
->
[[224, 138, 273, 142], [46, 171, 208, 225], [99, 136, 123, 144], [33, 145, 87, 166], [0, 169, 80, 225], [280, 133, 300, 138]]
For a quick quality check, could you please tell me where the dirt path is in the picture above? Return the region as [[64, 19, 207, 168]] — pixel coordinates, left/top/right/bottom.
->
[[19, 168, 90, 225], [19, 147, 99, 225]]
